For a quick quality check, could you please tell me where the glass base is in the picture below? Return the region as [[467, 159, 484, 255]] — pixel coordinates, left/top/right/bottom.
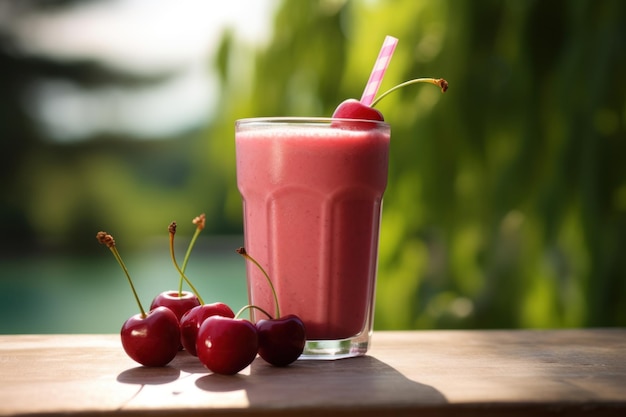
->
[[298, 332, 371, 360]]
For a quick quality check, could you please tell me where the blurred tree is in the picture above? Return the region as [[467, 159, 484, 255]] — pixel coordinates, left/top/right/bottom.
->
[[0, 0, 234, 252]]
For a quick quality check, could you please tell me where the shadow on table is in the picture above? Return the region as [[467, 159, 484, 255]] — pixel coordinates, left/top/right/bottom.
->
[[116, 350, 205, 388], [117, 366, 181, 385], [195, 355, 447, 409]]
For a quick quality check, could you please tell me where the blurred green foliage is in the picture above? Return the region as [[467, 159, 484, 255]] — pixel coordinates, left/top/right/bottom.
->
[[207, 0, 626, 330], [2, 0, 625, 330]]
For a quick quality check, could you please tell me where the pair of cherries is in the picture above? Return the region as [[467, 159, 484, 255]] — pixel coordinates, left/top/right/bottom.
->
[[195, 307, 306, 375], [191, 247, 306, 374]]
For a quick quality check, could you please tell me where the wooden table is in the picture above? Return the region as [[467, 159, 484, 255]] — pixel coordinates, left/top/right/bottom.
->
[[1, 329, 625, 416]]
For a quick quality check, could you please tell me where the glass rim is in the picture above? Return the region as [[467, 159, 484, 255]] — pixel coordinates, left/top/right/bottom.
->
[[235, 116, 389, 128]]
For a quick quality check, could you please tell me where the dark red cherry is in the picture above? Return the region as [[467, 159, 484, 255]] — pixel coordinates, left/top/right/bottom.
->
[[97, 232, 180, 367], [120, 306, 180, 367], [196, 315, 259, 375], [150, 290, 201, 351], [256, 314, 306, 367], [179, 302, 235, 356], [150, 290, 200, 322], [332, 98, 384, 121]]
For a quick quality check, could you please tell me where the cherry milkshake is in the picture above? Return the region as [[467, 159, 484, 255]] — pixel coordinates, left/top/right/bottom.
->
[[236, 117, 389, 358]]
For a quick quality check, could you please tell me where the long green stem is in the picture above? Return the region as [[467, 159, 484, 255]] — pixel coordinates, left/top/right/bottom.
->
[[178, 227, 201, 295], [235, 304, 273, 321], [110, 247, 146, 317], [236, 247, 280, 318], [371, 77, 448, 107], [169, 224, 205, 305], [97, 231, 146, 318]]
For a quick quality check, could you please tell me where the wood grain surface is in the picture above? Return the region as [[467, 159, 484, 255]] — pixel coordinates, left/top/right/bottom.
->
[[1, 329, 625, 416]]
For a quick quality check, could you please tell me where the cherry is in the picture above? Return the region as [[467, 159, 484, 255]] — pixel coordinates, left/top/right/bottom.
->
[[121, 306, 180, 367], [196, 315, 259, 375], [256, 314, 306, 367], [96, 231, 180, 367], [150, 290, 200, 352], [150, 290, 200, 323], [150, 215, 207, 323], [166, 220, 206, 307], [332, 77, 448, 121], [180, 302, 235, 356], [164, 218, 238, 355], [332, 98, 384, 121], [236, 247, 306, 367]]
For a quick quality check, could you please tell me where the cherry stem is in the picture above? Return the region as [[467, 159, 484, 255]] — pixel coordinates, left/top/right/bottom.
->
[[169, 222, 205, 305], [178, 215, 205, 295], [235, 304, 273, 321], [371, 77, 448, 108], [96, 232, 146, 318], [236, 247, 280, 318]]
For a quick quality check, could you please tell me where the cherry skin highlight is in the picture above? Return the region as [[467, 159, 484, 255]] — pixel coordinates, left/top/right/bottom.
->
[[180, 302, 235, 356], [196, 315, 259, 375], [120, 306, 180, 367], [256, 314, 306, 367]]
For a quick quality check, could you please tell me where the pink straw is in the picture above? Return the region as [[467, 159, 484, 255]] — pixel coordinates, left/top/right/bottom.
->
[[360, 35, 398, 106]]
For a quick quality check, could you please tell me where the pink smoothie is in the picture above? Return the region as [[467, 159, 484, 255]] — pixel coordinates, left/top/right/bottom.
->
[[236, 119, 389, 340]]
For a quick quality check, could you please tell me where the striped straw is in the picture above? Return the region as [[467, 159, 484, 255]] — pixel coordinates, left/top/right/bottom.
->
[[360, 35, 398, 106]]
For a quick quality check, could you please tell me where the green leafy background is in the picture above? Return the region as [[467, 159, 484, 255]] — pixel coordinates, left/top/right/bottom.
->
[[1, 0, 624, 332]]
